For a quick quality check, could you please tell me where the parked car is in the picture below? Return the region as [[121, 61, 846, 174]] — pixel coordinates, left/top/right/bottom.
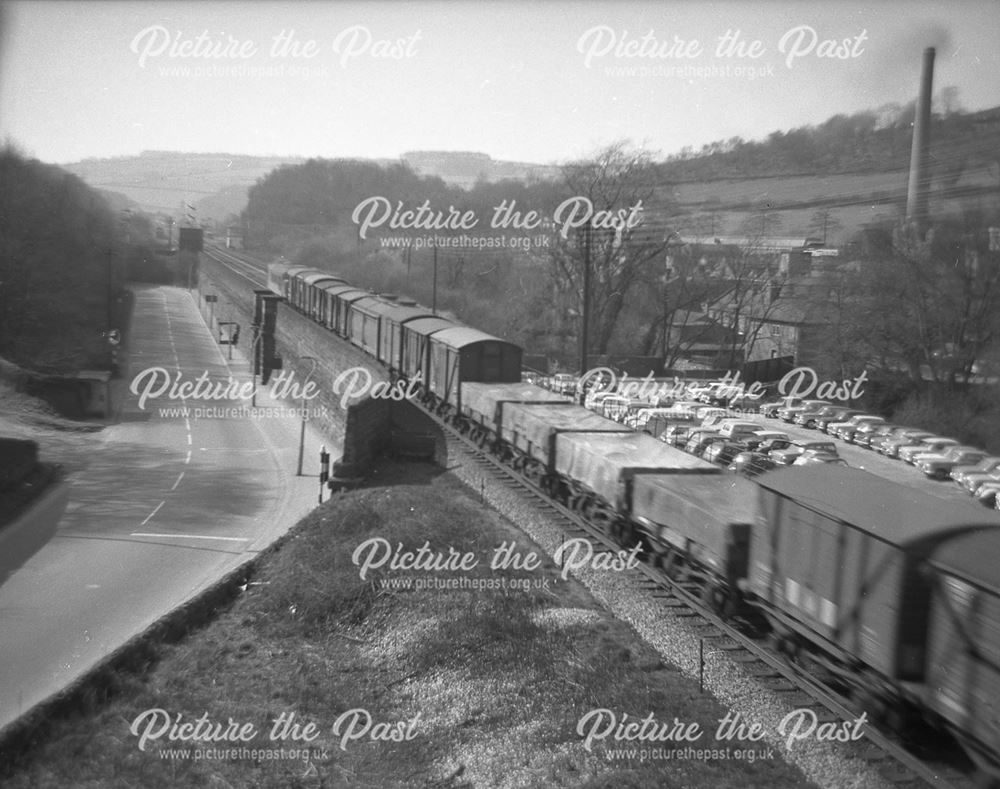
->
[[728, 394, 765, 413], [858, 423, 904, 449], [729, 451, 777, 477], [759, 396, 803, 418], [696, 435, 730, 459], [777, 399, 832, 423], [600, 395, 637, 421], [916, 446, 990, 480], [968, 470, 1000, 495], [549, 373, 577, 395], [716, 420, 763, 442], [743, 430, 789, 452], [795, 404, 848, 429], [694, 405, 728, 421], [585, 390, 621, 412], [770, 439, 839, 466], [880, 429, 935, 458], [653, 402, 700, 422], [814, 408, 864, 432], [792, 451, 849, 466], [694, 380, 733, 405], [756, 436, 794, 454], [951, 456, 1000, 486], [829, 415, 886, 442], [973, 478, 1000, 507], [898, 436, 961, 464], [848, 420, 893, 446], [631, 408, 675, 432], [686, 429, 723, 456], [661, 424, 694, 447], [703, 440, 747, 466], [700, 410, 734, 427]]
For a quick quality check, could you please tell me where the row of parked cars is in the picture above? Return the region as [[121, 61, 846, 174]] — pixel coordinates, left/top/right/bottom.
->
[[568, 392, 848, 477], [760, 396, 1000, 509], [537, 376, 1000, 506]]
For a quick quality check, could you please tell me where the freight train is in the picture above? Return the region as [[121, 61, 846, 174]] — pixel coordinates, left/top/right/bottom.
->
[[266, 260, 1000, 784]]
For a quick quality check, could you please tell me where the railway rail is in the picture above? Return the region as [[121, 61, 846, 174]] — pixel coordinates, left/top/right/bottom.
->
[[202, 245, 268, 288], [432, 409, 972, 789]]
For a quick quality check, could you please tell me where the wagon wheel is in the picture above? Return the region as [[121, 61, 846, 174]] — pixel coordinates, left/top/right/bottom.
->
[[702, 584, 736, 619], [540, 474, 558, 498], [553, 480, 571, 506], [619, 522, 645, 560], [769, 630, 802, 661], [523, 461, 543, 486], [849, 686, 891, 726], [660, 549, 683, 580], [590, 509, 614, 533]]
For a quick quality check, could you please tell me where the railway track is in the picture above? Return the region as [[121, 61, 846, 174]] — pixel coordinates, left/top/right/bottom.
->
[[202, 245, 269, 288], [428, 411, 971, 789], [223, 252, 980, 787]]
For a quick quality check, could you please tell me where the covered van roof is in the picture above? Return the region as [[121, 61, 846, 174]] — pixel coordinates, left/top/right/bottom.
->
[[404, 316, 459, 338], [302, 271, 346, 286], [928, 528, 1000, 594], [757, 466, 1000, 547], [431, 326, 516, 351]]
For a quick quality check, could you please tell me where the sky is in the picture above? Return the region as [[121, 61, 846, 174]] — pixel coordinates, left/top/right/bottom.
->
[[1, 0, 999, 166]]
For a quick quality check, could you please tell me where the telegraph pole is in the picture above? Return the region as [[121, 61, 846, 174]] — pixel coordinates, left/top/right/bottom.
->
[[578, 223, 591, 398], [432, 239, 438, 315]]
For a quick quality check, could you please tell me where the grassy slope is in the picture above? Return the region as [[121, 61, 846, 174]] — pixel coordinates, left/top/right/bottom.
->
[[0, 460, 816, 789]]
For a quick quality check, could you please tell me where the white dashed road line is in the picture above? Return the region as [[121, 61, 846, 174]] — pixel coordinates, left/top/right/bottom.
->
[[129, 533, 251, 542]]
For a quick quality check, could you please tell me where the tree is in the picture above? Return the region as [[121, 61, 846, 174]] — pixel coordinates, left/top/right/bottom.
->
[[835, 213, 1000, 390], [808, 208, 844, 245], [548, 143, 676, 359]]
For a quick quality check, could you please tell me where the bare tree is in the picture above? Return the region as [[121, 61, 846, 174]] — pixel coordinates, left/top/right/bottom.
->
[[833, 214, 1000, 390], [548, 142, 676, 357]]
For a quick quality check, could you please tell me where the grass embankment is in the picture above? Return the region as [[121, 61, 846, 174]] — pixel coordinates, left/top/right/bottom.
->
[[0, 461, 816, 789]]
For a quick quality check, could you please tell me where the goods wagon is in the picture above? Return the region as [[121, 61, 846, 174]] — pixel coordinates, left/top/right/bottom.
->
[[631, 473, 755, 600], [300, 271, 346, 321], [552, 431, 719, 514], [749, 465, 1000, 689], [924, 528, 1000, 776], [458, 382, 571, 444], [348, 296, 389, 357], [375, 302, 438, 372], [324, 285, 369, 336], [498, 402, 627, 470], [285, 266, 318, 309], [426, 327, 521, 414], [400, 316, 455, 384]]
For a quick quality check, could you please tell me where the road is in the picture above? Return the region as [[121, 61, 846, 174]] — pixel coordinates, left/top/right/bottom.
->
[[0, 285, 333, 732]]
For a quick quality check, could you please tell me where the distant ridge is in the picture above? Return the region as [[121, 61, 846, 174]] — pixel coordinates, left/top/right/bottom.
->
[[401, 150, 559, 187], [62, 149, 558, 222]]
